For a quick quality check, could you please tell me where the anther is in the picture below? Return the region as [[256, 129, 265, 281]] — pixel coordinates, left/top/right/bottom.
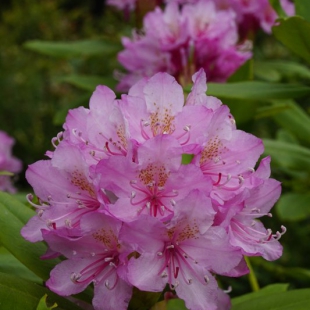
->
[[170, 199, 176, 206], [104, 257, 114, 262], [157, 252, 163, 256], [188, 279, 193, 284], [70, 273, 81, 283], [204, 275, 210, 283], [224, 286, 232, 294], [166, 245, 174, 250]]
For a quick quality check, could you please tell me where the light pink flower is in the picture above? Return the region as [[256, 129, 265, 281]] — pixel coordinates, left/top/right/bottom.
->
[[22, 142, 108, 242], [96, 135, 211, 221], [45, 212, 133, 310], [0, 130, 22, 193], [215, 157, 284, 260], [122, 190, 245, 310]]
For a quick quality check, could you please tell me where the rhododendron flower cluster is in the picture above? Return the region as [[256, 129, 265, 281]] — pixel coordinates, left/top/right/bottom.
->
[[22, 70, 285, 310], [117, 0, 252, 90], [0, 130, 22, 193]]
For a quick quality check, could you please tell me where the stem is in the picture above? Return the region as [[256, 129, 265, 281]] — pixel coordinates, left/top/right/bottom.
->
[[245, 256, 260, 292]]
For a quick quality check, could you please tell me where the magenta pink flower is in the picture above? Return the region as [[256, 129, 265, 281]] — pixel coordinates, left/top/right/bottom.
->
[[215, 157, 284, 260], [122, 191, 245, 310], [22, 69, 284, 309], [117, 0, 252, 90], [96, 135, 211, 221], [22, 142, 108, 242], [0, 130, 22, 193], [45, 212, 133, 310]]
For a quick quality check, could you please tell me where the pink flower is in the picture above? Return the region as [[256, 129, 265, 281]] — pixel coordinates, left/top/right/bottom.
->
[[22, 142, 108, 242], [117, 0, 252, 90], [96, 135, 211, 221], [0, 130, 22, 193], [215, 157, 284, 260], [122, 191, 245, 310], [50, 85, 130, 164], [45, 212, 133, 310], [22, 69, 284, 309]]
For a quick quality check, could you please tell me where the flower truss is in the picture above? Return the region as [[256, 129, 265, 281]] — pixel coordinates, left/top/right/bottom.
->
[[117, 0, 252, 90], [0, 130, 22, 193], [166, 0, 295, 35], [22, 69, 285, 310]]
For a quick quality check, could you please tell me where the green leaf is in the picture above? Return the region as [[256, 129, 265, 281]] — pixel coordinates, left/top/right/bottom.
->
[[263, 139, 310, 171], [0, 272, 83, 310], [232, 283, 289, 306], [202, 81, 310, 100], [223, 98, 259, 124], [0, 246, 41, 283], [255, 103, 290, 119], [272, 16, 310, 64], [294, 0, 310, 22], [231, 288, 310, 310], [269, 0, 288, 18], [276, 193, 310, 221], [56, 74, 117, 91], [24, 39, 121, 58], [228, 59, 253, 82], [0, 191, 35, 224], [167, 299, 187, 310], [128, 287, 162, 310], [181, 154, 194, 165], [36, 295, 57, 310], [0, 170, 14, 176], [0, 192, 60, 280], [272, 100, 310, 144], [254, 61, 310, 81]]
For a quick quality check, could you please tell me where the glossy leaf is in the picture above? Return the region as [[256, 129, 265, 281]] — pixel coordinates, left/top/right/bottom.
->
[[255, 102, 290, 119], [36, 295, 57, 310], [0, 193, 60, 280], [254, 61, 310, 82], [128, 287, 162, 310], [232, 283, 289, 306], [263, 139, 310, 171], [0, 272, 83, 310], [231, 288, 310, 310], [272, 17, 310, 64], [0, 246, 41, 283], [24, 39, 121, 58], [195, 81, 310, 100], [272, 100, 310, 144], [269, 0, 288, 18], [295, 0, 310, 22], [276, 193, 310, 221], [56, 74, 117, 91], [167, 299, 187, 310]]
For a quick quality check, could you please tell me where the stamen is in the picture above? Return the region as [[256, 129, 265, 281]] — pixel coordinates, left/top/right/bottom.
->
[[26, 194, 49, 209], [224, 286, 232, 294], [70, 272, 81, 283], [104, 257, 114, 262]]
